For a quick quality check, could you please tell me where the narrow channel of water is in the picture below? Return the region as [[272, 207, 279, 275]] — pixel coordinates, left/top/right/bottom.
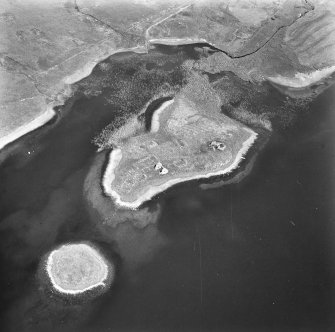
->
[[144, 96, 174, 131]]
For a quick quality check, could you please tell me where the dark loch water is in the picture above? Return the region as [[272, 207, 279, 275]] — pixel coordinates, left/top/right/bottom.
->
[[0, 48, 334, 332]]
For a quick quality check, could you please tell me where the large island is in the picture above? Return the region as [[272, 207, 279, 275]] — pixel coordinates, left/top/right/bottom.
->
[[102, 77, 257, 209]]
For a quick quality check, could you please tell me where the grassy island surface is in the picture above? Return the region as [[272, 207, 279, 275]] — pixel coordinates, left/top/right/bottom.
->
[[45, 243, 112, 296], [102, 75, 257, 209]]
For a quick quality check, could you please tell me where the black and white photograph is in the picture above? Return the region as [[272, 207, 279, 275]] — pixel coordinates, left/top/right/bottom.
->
[[0, 0, 334, 331]]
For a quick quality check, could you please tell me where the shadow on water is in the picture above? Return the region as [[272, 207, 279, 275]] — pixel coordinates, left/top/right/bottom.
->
[[0, 43, 334, 332]]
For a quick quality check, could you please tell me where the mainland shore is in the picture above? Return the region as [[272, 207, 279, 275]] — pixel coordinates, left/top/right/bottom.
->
[[267, 66, 335, 88], [0, 106, 56, 151], [0, 47, 147, 152]]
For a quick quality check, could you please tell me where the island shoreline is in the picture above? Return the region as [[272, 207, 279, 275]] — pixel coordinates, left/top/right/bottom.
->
[[44, 243, 112, 296], [102, 127, 257, 210]]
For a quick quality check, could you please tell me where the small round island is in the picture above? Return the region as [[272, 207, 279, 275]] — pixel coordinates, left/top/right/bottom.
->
[[40, 243, 114, 299]]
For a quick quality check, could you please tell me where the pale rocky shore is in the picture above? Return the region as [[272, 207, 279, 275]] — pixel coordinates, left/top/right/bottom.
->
[[1, 0, 334, 152], [267, 66, 335, 88], [103, 130, 256, 209], [42, 243, 113, 296]]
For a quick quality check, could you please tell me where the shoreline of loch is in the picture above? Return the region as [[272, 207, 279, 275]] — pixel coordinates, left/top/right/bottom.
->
[[267, 66, 335, 88], [43, 243, 113, 296], [102, 127, 257, 210], [0, 47, 147, 153], [0, 106, 56, 151], [148, 38, 208, 47]]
